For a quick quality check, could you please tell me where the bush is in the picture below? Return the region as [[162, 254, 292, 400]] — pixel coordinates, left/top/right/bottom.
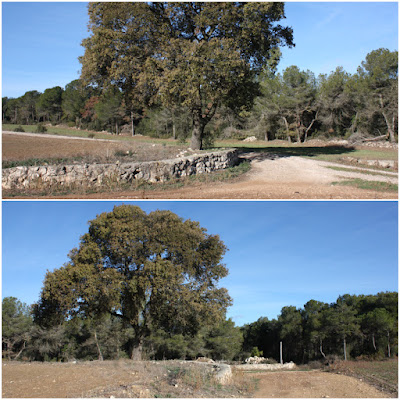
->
[[250, 346, 263, 357], [35, 124, 47, 133], [13, 125, 25, 132], [88, 133, 95, 139]]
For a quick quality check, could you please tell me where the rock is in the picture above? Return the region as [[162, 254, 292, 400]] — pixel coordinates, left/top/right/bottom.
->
[[243, 136, 257, 142], [3, 149, 239, 191], [196, 357, 215, 363], [245, 356, 266, 364]]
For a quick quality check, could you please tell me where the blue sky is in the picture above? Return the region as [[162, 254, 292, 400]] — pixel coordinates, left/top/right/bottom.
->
[[2, 201, 398, 326], [2, 2, 398, 98]]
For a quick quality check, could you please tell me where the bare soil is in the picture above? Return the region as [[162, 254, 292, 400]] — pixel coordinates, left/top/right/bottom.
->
[[2, 361, 391, 398], [2, 132, 186, 163], [250, 370, 391, 398], [2, 361, 249, 398]]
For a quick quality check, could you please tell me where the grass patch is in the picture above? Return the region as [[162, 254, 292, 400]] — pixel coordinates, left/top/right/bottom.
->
[[326, 359, 398, 397], [213, 139, 397, 164], [332, 178, 398, 192], [326, 165, 397, 177], [3, 157, 87, 169]]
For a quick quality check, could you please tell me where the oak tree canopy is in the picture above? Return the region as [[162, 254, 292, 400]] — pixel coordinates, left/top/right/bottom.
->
[[80, 2, 294, 149], [33, 205, 231, 360]]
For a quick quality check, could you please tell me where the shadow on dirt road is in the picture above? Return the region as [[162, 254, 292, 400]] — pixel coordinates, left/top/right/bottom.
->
[[239, 145, 356, 160]]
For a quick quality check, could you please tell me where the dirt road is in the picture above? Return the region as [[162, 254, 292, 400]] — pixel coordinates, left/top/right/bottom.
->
[[58, 152, 397, 199], [252, 370, 390, 398]]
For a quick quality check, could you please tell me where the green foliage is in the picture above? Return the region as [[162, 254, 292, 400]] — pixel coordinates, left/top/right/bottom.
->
[[250, 347, 263, 357], [80, 2, 294, 149], [36, 86, 63, 123], [13, 125, 25, 132], [2, 48, 397, 144], [2, 297, 33, 360], [34, 205, 232, 360], [241, 292, 398, 364], [35, 123, 47, 133]]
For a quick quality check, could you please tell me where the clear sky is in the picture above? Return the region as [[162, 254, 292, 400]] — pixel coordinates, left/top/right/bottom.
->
[[2, 201, 398, 326], [2, 2, 398, 98]]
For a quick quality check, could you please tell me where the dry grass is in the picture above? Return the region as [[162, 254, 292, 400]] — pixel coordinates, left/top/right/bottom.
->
[[84, 361, 256, 398]]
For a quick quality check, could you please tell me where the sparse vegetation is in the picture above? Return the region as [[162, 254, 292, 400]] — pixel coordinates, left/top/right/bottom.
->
[[13, 125, 25, 132], [332, 178, 398, 192], [326, 166, 397, 177], [326, 359, 398, 397]]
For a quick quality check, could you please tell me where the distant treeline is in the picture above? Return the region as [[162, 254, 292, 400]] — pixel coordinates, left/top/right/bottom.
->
[[3, 292, 397, 363], [2, 48, 398, 144]]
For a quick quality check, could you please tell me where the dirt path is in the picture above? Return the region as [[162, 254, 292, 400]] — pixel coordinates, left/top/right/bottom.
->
[[56, 152, 397, 200], [251, 370, 390, 398]]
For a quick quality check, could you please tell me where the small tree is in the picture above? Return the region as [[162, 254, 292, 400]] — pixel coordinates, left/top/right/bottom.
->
[[2, 297, 33, 360], [355, 48, 398, 142], [327, 300, 360, 361]]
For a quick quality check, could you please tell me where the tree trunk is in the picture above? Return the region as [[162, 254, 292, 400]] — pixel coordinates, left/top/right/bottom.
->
[[131, 111, 135, 136], [387, 332, 391, 357], [378, 94, 396, 143], [343, 337, 347, 361], [319, 338, 326, 359], [190, 109, 205, 150], [130, 337, 143, 361], [94, 330, 103, 361], [304, 111, 318, 142], [372, 334, 377, 351], [282, 116, 291, 142], [14, 341, 26, 360]]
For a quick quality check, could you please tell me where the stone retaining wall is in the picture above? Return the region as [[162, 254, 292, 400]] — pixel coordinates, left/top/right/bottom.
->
[[2, 149, 239, 191], [235, 361, 296, 371]]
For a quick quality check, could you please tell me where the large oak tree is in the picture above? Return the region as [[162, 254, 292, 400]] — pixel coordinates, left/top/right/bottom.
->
[[33, 205, 232, 360], [80, 2, 294, 149]]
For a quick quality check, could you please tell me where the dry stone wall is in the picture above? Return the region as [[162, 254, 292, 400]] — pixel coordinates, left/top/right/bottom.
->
[[2, 149, 239, 191]]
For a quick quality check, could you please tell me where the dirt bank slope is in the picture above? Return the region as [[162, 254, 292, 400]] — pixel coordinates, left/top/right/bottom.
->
[[252, 370, 390, 398]]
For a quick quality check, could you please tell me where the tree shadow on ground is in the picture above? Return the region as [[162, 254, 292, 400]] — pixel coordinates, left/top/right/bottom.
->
[[238, 145, 356, 161]]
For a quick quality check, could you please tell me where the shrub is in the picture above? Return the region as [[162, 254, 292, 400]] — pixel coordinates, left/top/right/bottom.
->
[[88, 133, 95, 139], [13, 125, 25, 132], [35, 124, 47, 133], [250, 346, 263, 357]]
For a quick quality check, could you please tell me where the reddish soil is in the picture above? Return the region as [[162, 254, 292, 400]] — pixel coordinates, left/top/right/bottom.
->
[[2, 132, 186, 163]]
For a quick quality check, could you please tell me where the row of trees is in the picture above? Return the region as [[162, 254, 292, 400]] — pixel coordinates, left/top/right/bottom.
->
[[3, 291, 397, 363], [243, 291, 398, 364], [3, 296, 242, 362], [3, 48, 397, 145], [2, 82, 127, 135]]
